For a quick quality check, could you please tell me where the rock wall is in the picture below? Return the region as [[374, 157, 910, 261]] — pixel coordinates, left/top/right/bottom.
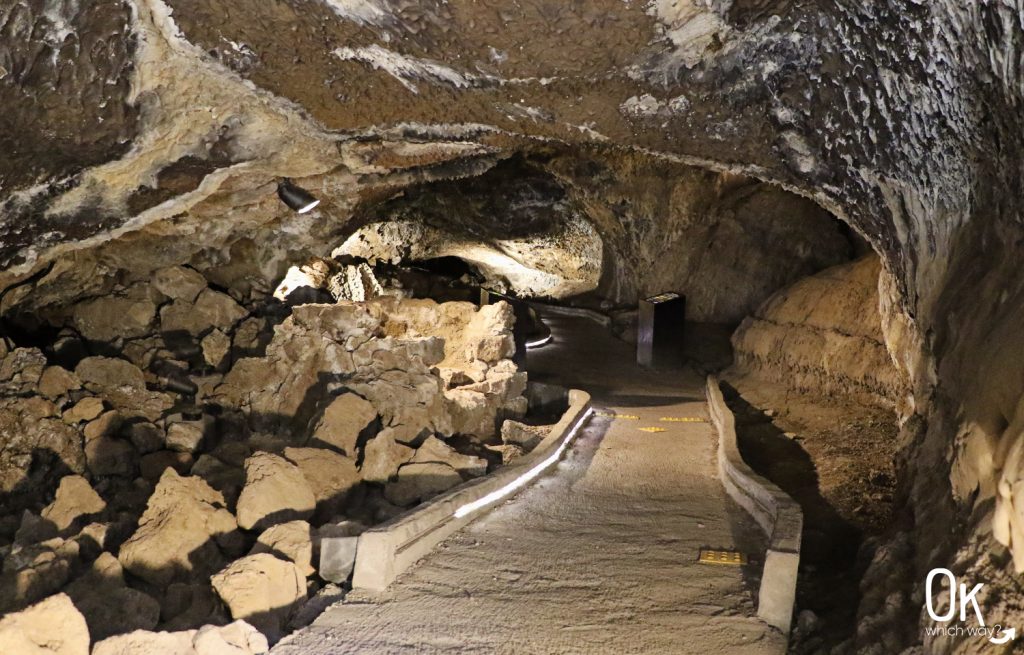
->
[[0, 257, 539, 649], [731, 254, 907, 407]]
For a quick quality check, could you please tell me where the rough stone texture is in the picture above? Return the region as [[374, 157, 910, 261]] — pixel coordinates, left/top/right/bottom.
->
[[235, 453, 315, 531], [501, 421, 547, 453], [118, 469, 237, 587], [732, 254, 908, 407], [71, 296, 156, 342], [152, 266, 207, 302], [384, 461, 463, 507], [0, 537, 79, 612], [249, 520, 314, 577], [308, 393, 376, 456], [40, 475, 106, 534], [91, 622, 268, 655], [359, 428, 414, 484], [64, 553, 161, 642], [210, 553, 306, 644], [282, 447, 360, 518], [0, 396, 85, 502], [411, 436, 487, 478], [0, 593, 89, 655]]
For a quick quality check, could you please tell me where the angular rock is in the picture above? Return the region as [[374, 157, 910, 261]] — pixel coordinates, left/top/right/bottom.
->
[[283, 447, 360, 517], [125, 420, 165, 454], [235, 453, 315, 531], [152, 266, 207, 302], [41, 475, 106, 533], [193, 620, 269, 655], [76, 357, 173, 421], [0, 593, 89, 655], [160, 289, 247, 336], [445, 388, 498, 438], [0, 538, 79, 611], [411, 436, 487, 477], [75, 356, 146, 390], [0, 397, 85, 497], [118, 469, 237, 587], [139, 450, 194, 482], [359, 428, 414, 483], [0, 347, 46, 396], [166, 420, 205, 454], [211, 553, 306, 643], [500, 420, 547, 452], [85, 436, 136, 477], [83, 410, 122, 441], [72, 296, 156, 342], [309, 393, 376, 456], [38, 365, 81, 400], [160, 582, 225, 632], [250, 520, 314, 577], [201, 329, 231, 369], [92, 630, 195, 655], [64, 552, 161, 641], [190, 454, 246, 505], [384, 461, 462, 506], [62, 396, 104, 424]]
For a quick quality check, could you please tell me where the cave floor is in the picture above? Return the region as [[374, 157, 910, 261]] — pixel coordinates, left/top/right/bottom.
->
[[273, 313, 784, 654]]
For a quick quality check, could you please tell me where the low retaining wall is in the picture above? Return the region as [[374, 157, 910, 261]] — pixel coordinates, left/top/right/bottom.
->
[[706, 375, 803, 635], [352, 389, 593, 592]]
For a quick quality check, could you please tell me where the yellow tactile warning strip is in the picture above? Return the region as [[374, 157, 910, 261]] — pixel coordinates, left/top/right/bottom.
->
[[698, 549, 748, 566], [638, 427, 667, 433], [659, 417, 707, 423]]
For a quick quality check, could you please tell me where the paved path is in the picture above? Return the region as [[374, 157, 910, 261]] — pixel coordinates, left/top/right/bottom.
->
[[274, 313, 783, 654]]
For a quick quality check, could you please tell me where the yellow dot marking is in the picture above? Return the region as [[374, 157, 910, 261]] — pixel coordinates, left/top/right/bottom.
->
[[596, 412, 640, 420], [638, 427, 667, 433], [659, 417, 707, 423], [698, 549, 748, 566]]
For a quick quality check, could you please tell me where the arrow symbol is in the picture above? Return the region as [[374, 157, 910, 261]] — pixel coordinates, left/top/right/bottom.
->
[[990, 627, 1016, 644]]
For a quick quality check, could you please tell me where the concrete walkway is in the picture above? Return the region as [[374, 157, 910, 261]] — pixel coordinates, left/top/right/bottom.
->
[[274, 313, 783, 654]]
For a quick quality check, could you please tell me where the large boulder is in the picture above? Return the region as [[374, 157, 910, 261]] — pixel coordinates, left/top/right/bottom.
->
[[0, 593, 89, 655], [411, 436, 487, 477], [118, 469, 237, 587], [160, 289, 246, 336], [71, 296, 156, 342], [384, 462, 463, 507], [283, 447, 360, 517], [152, 266, 207, 303], [249, 521, 314, 577], [41, 475, 106, 533], [74, 357, 172, 421], [359, 428, 414, 483], [308, 393, 376, 456], [235, 453, 315, 531], [211, 554, 306, 643]]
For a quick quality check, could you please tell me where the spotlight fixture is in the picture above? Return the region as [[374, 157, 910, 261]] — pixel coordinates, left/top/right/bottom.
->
[[277, 179, 320, 214]]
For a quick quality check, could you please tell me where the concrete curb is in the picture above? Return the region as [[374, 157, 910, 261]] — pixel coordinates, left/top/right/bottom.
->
[[706, 375, 802, 635], [351, 390, 593, 592]]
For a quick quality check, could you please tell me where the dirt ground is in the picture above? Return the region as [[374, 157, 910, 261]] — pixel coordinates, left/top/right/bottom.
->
[[723, 372, 899, 654]]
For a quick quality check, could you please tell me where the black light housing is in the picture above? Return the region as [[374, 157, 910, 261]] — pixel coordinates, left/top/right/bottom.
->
[[277, 179, 320, 214]]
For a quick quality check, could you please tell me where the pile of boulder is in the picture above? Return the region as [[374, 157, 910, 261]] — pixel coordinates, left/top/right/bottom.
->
[[0, 263, 550, 653]]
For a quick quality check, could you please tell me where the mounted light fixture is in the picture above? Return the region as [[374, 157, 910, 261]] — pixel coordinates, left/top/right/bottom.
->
[[277, 179, 320, 214]]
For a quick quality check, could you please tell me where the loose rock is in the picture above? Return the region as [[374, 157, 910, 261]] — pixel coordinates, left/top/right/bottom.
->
[[211, 553, 306, 643], [235, 453, 316, 531]]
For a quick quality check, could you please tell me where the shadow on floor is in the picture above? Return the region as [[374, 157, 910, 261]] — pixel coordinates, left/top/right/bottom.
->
[[720, 382, 864, 653]]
